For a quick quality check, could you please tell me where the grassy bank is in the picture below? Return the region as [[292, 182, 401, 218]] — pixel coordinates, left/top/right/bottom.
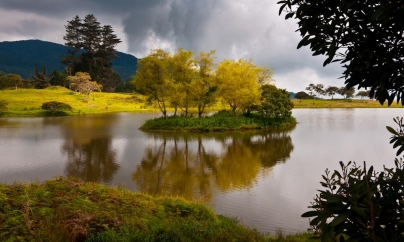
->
[[292, 98, 404, 108], [0, 177, 315, 241], [140, 110, 296, 132]]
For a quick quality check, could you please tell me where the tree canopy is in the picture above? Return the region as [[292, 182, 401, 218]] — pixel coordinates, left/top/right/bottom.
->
[[62, 14, 122, 92], [278, 0, 404, 105]]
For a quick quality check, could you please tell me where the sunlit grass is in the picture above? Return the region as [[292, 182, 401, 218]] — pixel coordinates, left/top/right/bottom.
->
[[0, 86, 153, 117], [292, 98, 404, 108]]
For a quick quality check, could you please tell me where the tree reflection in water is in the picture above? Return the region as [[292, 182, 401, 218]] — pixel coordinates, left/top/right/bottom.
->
[[133, 129, 294, 201], [55, 116, 120, 183]]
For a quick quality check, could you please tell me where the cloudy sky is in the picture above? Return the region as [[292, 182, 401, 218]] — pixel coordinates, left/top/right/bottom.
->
[[0, 0, 345, 92]]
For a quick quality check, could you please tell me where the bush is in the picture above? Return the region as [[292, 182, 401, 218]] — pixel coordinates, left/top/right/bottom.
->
[[295, 91, 314, 99], [0, 99, 8, 113], [258, 84, 294, 119], [303, 117, 404, 241], [41, 101, 73, 114]]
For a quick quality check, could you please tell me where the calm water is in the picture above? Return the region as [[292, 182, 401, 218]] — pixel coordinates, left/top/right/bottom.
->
[[0, 109, 402, 234]]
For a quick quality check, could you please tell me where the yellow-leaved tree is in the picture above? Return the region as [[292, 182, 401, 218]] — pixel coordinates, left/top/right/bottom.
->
[[132, 49, 173, 118], [191, 50, 217, 118], [67, 72, 101, 102], [171, 48, 197, 118], [216, 59, 261, 117]]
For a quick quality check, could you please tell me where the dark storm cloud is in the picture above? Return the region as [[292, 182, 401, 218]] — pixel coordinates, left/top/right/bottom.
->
[[0, 0, 346, 92]]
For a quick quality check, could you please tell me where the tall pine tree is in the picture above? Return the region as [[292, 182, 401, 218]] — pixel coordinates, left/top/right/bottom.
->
[[62, 14, 122, 92]]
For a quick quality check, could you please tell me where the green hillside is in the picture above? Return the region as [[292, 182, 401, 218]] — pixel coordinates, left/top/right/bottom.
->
[[0, 40, 138, 81]]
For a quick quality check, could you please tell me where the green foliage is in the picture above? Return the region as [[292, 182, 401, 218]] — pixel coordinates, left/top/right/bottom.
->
[[140, 110, 296, 132], [0, 73, 24, 90], [41, 101, 73, 114], [0, 177, 270, 241], [295, 91, 313, 99], [62, 14, 122, 91], [0, 99, 8, 113], [30, 64, 52, 89], [258, 84, 294, 119], [278, 0, 404, 105], [303, 118, 404, 241], [303, 160, 404, 241]]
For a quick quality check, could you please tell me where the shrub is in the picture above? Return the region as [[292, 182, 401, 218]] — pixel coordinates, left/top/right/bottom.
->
[[303, 117, 404, 241], [41, 101, 73, 114], [0, 99, 8, 113]]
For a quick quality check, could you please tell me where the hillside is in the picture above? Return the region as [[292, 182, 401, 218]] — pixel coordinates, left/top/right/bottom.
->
[[0, 40, 138, 81]]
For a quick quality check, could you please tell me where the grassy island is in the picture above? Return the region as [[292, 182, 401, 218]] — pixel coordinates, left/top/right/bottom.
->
[[140, 110, 297, 132], [0, 177, 314, 241]]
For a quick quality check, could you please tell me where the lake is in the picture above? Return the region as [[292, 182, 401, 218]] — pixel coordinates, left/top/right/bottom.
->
[[0, 108, 402, 235]]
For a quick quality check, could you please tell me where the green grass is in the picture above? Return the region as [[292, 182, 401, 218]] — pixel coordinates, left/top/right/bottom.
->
[[0, 87, 153, 117], [0, 177, 315, 241], [292, 98, 404, 108], [140, 110, 297, 132]]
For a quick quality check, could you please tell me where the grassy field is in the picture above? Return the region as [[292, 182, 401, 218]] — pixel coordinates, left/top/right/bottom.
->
[[292, 98, 404, 108], [0, 177, 316, 241], [0, 88, 401, 118]]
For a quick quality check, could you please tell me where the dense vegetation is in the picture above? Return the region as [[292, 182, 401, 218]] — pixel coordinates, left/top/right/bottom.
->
[[0, 177, 315, 242], [140, 110, 296, 132]]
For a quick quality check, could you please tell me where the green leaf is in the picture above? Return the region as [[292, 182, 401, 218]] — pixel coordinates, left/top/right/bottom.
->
[[301, 211, 318, 217], [297, 35, 310, 49], [278, 3, 287, 16], [387, 126, 399, 135], [330, 212, 351, 226]]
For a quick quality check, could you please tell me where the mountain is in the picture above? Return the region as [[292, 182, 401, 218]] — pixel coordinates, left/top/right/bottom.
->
[[0, 40, 138, 81]]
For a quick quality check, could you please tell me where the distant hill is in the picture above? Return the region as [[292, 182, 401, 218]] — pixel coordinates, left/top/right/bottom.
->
[[289, 92, 295, 99], [0, 40, 138, 81]]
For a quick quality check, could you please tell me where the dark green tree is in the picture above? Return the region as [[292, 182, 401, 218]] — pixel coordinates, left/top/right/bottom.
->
[[258, 84, 294, 119], [30, 65, 53, 89], [295, 91, 313, 99], [62, 14, 122, 92], [325, 86, 339, 99], [278, 0, 404, 105]]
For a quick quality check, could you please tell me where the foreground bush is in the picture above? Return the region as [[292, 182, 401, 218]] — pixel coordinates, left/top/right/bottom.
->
[[303, 117, 404, 241]]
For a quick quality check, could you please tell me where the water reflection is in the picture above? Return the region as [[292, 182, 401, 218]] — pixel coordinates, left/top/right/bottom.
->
[[133, 129, 294, 200], [53, 116, 121, 182]]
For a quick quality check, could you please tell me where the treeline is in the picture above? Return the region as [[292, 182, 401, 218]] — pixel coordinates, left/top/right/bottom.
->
[[131, 49, 293, 119], [295, 83, 372, 100]]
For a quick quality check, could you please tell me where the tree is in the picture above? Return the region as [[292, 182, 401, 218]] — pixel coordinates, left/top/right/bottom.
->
[[325, 86, 339, 99], [67, 72, 101, 102], [192, 50, 217, 118], [258, 84, 294, 119], [278, 0, 404, 105], [30, 65, 53, 89], [337, 86, 356, 99], [0, 73, 24, 90], [49, 69, 68, 87], [171, 48, 197, 118], [295, 91, 313, 99], [356, 90, 372, 99], [306, 83, 325, 98], [62, 14, 122, 92], [132, 49, 172, 118], [216, 59, 261, 117]]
